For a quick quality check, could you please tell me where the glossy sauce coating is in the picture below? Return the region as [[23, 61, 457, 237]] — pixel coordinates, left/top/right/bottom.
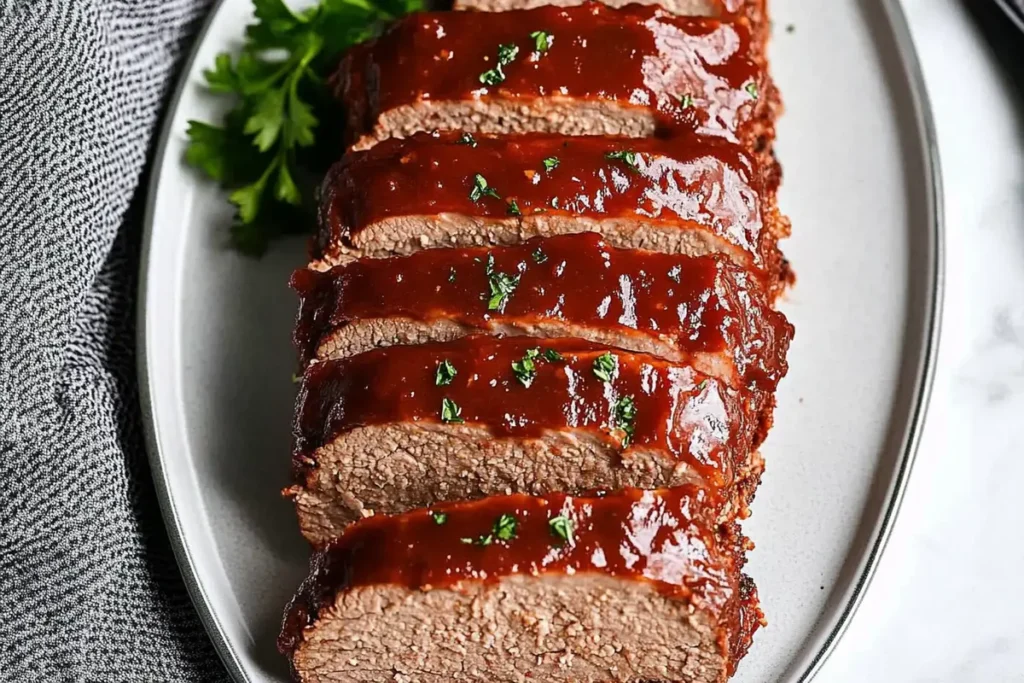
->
[[293, 336, 755, 489], [279, 487, 760, 665], [336, 3, 768, 144], [293, 233, 791, 389], [317, 132, 780, 273]]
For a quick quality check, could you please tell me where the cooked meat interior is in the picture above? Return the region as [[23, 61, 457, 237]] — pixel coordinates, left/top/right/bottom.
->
[[333, 3, 776, 151], [293, 233, 793, 391], [280, 487, 763, 683], [287, 336, 769, 546], [312, 132, 788, 288]]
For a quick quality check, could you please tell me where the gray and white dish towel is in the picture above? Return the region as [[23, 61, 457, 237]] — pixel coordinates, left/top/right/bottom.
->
[[1, 2, 228, 681]]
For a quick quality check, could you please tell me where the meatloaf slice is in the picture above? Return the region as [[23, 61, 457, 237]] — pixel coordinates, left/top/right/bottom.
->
[[287, 336, 768, 546], [280, 487, 763, 683], [333, 3, 776, 152], [312, 132, 789, 290], [453, 0, 768, 52], [293, 233, 793, 391]]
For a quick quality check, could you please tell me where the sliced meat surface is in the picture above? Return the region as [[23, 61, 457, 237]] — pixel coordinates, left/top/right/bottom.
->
[[312, 132, 789, 290], [287, 336, 769, 545], [333, 3, 776, 151], [280, 487, 763, 683], [293, 233, 793, 391]]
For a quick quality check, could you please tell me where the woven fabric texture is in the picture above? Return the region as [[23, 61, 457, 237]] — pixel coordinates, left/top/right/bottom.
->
[[0, 1, 227, 681]]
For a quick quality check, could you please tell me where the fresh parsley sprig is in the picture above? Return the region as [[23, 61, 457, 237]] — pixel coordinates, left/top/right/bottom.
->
[[185, 0, 422, 254]]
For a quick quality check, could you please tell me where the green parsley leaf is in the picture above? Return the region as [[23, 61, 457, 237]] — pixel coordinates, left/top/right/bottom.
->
[[493, 514, 518, 541], [435, 359, 457, 386], [532, 248, 547, 264], [507, 199, 522, 216], [497, 43, 519, 65], [542, 156, 559, 172], [432, 511, 448, 525], [678, 93, 694, 109], [441, 397, 465, 424], [529, 30, 552, 53], [592, 352, 617, 382], [543, 348, 563, 362], [549, 515, 574, 543], [448, 267, 457, 282], [479, 68, 504, 86], [511, 348, 541, 387], [457, 132, 478, 147], [612, 395, 637, 447], [185, 0, 422, 252], [479, 42, 520, 85], [745, 81, 759, 99], [484, 254, 521, 311], [469, 173, 501, 202], [605, 150, 642, 173]]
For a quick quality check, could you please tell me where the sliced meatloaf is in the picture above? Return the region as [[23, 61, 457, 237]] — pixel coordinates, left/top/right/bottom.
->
[[293, 233, 793, 391], [280, 487, 763, 683], [453, 0, 768, 52], [333, 3, 777, 152], [286, 336, 769, 546], [312, 132, 789, 289]]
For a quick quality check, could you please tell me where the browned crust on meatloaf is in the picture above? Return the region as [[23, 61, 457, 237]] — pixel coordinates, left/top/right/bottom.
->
[[280, 488, 764, 682]]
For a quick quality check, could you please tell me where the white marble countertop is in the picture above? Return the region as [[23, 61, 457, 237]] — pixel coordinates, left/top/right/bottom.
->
[[818, 1, 1024, 681]]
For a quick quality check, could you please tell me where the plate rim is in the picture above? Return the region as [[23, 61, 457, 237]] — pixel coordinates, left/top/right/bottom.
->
[[136, 1, 945, 681]]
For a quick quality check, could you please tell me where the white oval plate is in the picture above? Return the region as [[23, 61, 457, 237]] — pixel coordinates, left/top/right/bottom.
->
[[139, 1, 943, 681]]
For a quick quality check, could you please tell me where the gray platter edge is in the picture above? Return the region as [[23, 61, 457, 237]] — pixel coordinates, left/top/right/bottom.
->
[[135, 0, 945, 681]]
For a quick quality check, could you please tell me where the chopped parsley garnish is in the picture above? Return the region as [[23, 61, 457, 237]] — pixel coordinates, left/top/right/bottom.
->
[[479, 42, 520, 86], [457, 132, 478, 147], [542, 156, 559, 172], [448, 267, 457, 282], [431, 511, 448, 525], [484, 253, 521, 311], [184, 0, 424, 255], [605, 150, 642, 173], [612, 395, 637, 447], [441, 397, 465, 424], [530, 30, 552, 53], [543, 348, 563, 362], [507, 199, 522, 216], [435, 359, 457, 386], [511, 348, 541, 387], [745, 81, 759, 99], [493, 513, 518, 541], [592, 352, 617, 382], [469, 173, 501, 202], [678, 93, 694, 109], [461, 513, 518, 546], [697, 379, 708, 391], [532, 248, 548, 264], [549, 515, 574, 543], [291, 373, 302, 384]]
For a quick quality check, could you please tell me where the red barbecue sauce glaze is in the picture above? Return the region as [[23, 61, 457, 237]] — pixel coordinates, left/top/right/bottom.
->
[[316, 132, 781, 278], [292, 233, 792, 390], [278, 488, 762, 671], [336, 3, 767, 144], [292, 336, 753, 490]]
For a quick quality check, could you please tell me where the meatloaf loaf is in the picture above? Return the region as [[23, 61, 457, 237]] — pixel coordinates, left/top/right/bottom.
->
[[293, 232, 793, 391], [279, 487, 763, 683], [311, 132, 789, 290], [287, 336, 770, 546], [333, 3, 777, 152]]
